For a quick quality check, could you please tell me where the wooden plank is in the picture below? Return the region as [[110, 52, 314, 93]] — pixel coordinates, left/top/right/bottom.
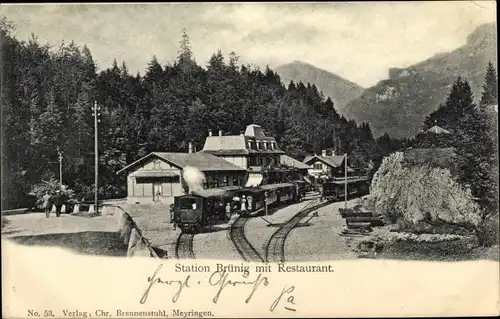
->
[[341, 212, 374, 218], [346, 222, 372, 229], [346, 216, 376, 223]]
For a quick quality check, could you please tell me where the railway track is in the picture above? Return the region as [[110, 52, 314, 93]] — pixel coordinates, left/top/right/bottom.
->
[[265, 198, 323, 263], [230, 216, 264, 262], [175, 232, 195, 259]]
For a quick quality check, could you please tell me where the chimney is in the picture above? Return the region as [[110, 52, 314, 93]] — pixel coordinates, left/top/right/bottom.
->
[[219, 130, 223, 136], [188, 141, 193, 154], [240, 131, 244, 136], [331, 149, 335, 156], [321, 149, 327, 157], [208, 129, 212, 137]]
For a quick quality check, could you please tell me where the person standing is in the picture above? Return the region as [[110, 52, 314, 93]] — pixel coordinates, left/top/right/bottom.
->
[[225, 203, 232, 221], [42, 192, 52, 218], [169, 204, 176, 230], [247, 196, 253, 213], [240, 195, 247, 214]]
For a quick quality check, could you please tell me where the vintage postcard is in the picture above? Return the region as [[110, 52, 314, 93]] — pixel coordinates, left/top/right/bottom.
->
[[1, 2, 499, 318]]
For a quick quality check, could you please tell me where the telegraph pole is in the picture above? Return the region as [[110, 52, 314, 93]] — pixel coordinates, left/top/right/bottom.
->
[[344, 153, 348, 210], [58, 148, 63, 185], [91, 101, 100, 213], [49, 147, 64, 185]]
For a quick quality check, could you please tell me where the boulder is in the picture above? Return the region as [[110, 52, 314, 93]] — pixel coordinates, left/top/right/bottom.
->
[[371, 152, 480, 227]]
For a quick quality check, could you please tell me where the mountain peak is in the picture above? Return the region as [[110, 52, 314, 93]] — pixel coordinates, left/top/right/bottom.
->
[[275, 61, 364, 112], [343, 23, 497, 139]]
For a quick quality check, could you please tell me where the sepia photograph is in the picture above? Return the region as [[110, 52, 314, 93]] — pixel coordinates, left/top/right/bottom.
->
[[1, 2, 499, 318]]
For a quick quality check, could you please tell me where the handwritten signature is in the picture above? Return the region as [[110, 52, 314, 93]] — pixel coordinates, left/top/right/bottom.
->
[[140, 264, 296, 312]]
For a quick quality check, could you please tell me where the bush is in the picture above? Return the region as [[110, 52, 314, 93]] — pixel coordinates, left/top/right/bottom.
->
[[476, 214, 500, 247], [28, 177, 76, 208]]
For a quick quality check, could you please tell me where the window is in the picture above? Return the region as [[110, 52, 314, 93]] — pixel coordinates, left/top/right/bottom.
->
[[247, 142, 252, 149], [232, 176, 240, 186], [179, 197, 198, 210], [314, 163, 323, 170], [258, 157, 263, 166], [263, 141, 267, 150]]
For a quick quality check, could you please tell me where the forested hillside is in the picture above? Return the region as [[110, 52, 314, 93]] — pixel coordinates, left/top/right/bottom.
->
[[1, 20, 380, 209], [275, 60, 365, 113]]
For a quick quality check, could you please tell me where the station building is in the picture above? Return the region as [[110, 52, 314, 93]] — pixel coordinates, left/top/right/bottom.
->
[[117, 148, 246, 204], [117, 124, 310, 204]]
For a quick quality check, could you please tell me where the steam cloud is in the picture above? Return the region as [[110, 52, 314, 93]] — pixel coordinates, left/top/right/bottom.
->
[[183, 166, 206, 193]]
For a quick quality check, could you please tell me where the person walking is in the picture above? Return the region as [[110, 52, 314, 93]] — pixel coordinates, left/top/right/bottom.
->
[[42, 192, 52, 218], [54, 190, 63, 217]]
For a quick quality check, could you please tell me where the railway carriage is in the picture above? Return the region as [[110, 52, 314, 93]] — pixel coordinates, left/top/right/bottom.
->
[[173, 177, 368, 233], [231, 187, 266, 217], [260, 182, 298, 206], [321, 177, 370, 201], [292, 180, 307, 200]]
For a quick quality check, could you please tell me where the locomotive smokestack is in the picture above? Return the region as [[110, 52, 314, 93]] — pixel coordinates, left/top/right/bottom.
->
[[208, 129, 212, 137], [219, 130, 223, 136], [188, 141, 193, 154]]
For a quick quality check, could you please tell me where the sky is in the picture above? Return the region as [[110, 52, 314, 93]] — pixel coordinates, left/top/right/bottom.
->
[[1, 2, 496, 87]]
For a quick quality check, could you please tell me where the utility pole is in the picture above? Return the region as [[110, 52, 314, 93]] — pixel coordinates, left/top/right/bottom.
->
[[344, 153, 348, 210], [49, 147, 64, 185], [265, 192, 268, 216], [91, 101, 100, 213], [58, 147, 63, 185]]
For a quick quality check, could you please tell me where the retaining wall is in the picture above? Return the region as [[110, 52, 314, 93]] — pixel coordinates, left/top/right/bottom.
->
[[103, 205, 160, 258]]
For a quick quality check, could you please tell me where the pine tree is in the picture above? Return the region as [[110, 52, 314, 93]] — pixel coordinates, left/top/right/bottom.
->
[[177, 28, 197, 73], [479, 61, 498, 108], [451, 79, 496, 227]]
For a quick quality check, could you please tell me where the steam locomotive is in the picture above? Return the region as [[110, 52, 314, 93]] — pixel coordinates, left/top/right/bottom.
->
[[172, 182, 302, 233]]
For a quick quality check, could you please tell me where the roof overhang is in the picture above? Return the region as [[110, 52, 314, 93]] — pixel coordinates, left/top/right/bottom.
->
[[132, 171, 180, 177]]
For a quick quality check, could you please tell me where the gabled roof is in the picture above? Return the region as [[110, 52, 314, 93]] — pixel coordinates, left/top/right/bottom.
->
[[303, 155, 314, 163], [427, 125, 451, 134], [116, 152, 245, 175], [303, 154, 346, 168], [280, 155, 310, 170]]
